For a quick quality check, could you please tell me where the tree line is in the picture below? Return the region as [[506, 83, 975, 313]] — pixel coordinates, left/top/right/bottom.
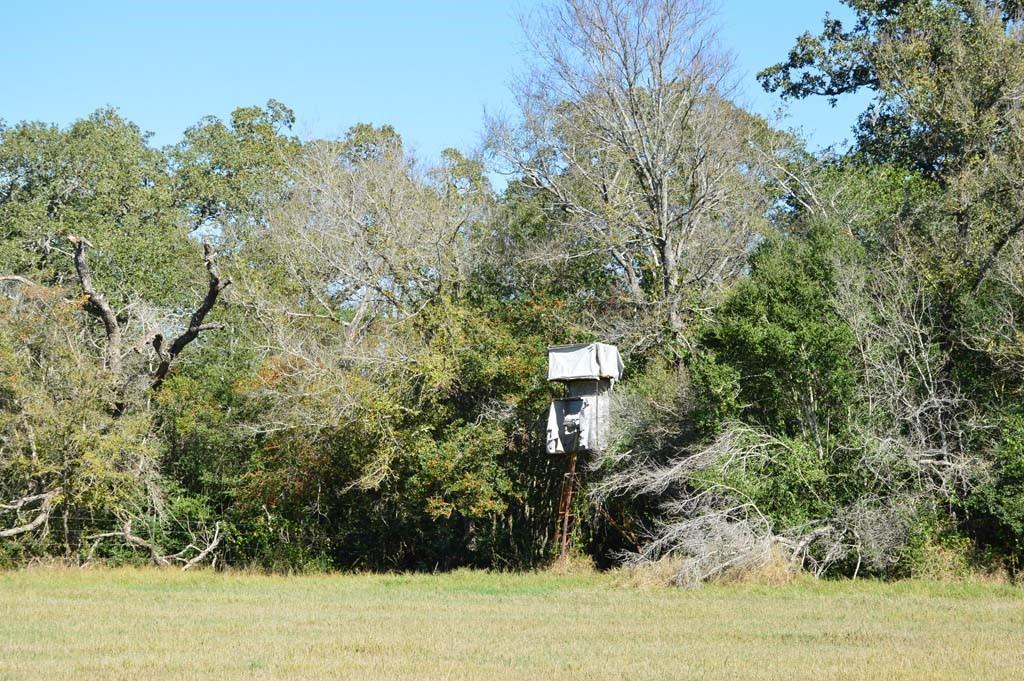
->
[[1, 0, 1022, 582]]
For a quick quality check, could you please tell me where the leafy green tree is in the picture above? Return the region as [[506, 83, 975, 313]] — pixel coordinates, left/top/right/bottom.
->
[[706, 226, 859, 441], [760, 0, 1024, 299], [0, 103, 300, 566], [0, 109, 196, 306], [170, 100, 300, 233]]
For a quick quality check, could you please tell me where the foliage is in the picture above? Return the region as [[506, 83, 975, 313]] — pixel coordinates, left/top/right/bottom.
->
[[1, 0, 1023, 581]]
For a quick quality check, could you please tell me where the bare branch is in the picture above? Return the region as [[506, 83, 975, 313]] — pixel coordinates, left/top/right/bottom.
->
[[181, 522, 222, 571], [69, 236, 123, 374], [150, 239, 231, 390], [84, 518, 221, 570], [0, 489, 60, 539], [0, 275, 40, 287]]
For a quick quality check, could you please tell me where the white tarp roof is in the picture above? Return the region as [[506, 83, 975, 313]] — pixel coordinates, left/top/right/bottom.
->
[[547, 343, 623, 382]]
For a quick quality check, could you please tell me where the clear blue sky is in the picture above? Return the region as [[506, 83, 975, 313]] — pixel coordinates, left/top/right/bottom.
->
[[1, 1, 867, 161]]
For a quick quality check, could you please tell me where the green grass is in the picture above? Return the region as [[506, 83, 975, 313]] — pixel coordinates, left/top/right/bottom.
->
[[0, 568, 1021, 680]]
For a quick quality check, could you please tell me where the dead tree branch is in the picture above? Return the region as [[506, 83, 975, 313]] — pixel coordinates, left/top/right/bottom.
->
[[0, 275, 40, 287], [151, 238, 231, 390], [70, 236, 123, 374], [181, 522, 222, 571], [84, 518, 222, 570], [0, 489, 60, 539]]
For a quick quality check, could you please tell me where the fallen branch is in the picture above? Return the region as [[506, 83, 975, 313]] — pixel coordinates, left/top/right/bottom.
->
[[0, 489, 60, 539], [118, 519, 172, 566], [0, 275, 40, 287], [84, 518, 222, 570], [777, 525, 834, 569], [182, 522, 222, 571]]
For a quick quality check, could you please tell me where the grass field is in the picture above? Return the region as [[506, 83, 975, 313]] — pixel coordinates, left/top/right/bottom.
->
[[0, 568, 1021, 680]]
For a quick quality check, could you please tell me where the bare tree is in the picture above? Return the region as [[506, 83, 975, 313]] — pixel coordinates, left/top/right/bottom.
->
[[69, 235, 231, 394], [834, 251, 982, 498], [264, 139, 476, 336], [487, 0, 768, 351], [234, 135, 491, 488]]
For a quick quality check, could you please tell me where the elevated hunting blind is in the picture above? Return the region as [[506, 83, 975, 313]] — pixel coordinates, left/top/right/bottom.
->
[[545, 343, 623, 454], [545, 342, 623, 559]]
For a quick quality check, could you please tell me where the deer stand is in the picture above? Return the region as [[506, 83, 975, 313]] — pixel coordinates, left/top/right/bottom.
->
[[544, 343, 624, 563]]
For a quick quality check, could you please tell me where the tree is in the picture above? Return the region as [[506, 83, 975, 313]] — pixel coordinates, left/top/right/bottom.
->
[[0, 109, 197, 307], [226, 124, 550, 569], [758, 2, 1024, 574], [170, 99, 300, 233], [760, 0, 1024, 297], [487, 0, 771, 356], [0, 264, 225, 566], [0, 105, 275, 566]]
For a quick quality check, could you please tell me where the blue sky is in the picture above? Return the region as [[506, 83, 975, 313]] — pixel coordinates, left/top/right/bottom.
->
[[2, 1, 868, 161]]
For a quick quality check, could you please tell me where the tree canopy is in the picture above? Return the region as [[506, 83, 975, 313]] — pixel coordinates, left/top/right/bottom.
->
[[1, 0, 1022, 581]]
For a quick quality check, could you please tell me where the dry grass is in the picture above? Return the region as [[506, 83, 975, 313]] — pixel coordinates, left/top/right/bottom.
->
[[545, 552, 597, 576], [611, 556, 690, 589], [0, 568, 1022, 680], [713, 552, 801, 587]]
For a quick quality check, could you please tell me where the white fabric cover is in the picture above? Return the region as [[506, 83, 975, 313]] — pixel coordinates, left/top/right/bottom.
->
[[546, 388, 613, 454], [546, 398, 588, 454], [547, 343, 623, 381]]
